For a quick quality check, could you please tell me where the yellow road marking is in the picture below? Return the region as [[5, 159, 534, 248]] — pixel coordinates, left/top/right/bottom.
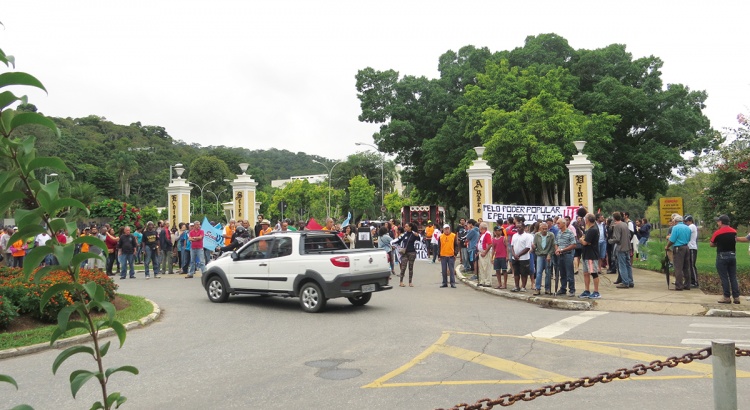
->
[[434, 344, 570, 382], [364, 331, 750, 388], [535, 338, 750, 377]]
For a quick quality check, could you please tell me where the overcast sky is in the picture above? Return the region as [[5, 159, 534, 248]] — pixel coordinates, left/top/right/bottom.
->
[[2, 1, 748, 160]]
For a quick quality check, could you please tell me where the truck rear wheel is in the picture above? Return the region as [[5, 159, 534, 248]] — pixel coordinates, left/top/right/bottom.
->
[[299, 282, 326, 313], [347, 293, 372, 306]]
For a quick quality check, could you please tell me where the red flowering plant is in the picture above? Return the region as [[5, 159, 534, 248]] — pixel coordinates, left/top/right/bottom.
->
[[89, 198, 142, 231], [0, 267, 117, 324]]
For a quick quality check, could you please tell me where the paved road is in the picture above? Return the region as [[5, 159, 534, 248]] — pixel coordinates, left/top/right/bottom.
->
[[2, 261, 749, 409]]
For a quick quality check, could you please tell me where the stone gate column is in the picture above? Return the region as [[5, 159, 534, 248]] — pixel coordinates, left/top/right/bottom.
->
[[566, 141, 594, 211], [466, 147, 494, 222], [230, 163, 258, 223], [167, 165, 191, 227]]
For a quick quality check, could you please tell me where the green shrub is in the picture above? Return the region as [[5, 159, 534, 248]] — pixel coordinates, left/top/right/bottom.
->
[[0, 294, 19, 330]]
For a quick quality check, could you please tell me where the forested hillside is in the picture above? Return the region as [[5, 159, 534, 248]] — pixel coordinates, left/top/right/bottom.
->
[[20, 105, 331, 207]]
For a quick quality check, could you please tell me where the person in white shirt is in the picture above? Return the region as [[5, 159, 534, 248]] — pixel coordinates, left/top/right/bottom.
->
[[35, 232, 53, 266], [685, 215, 699, 288], [430, 226, 441, 264], [510, 222, 534, 292]]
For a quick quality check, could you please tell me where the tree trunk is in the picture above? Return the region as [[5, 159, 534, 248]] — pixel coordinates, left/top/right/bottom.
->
[[541, 181, 550, 206]]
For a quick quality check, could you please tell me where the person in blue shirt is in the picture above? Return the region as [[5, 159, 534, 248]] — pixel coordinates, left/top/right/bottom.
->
[[665, 214, 692, 290], [465, 219, 480, 278]]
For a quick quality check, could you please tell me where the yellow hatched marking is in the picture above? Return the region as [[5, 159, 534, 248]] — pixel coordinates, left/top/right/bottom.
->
[[434, 344, 570, 382], [363, 331, 750, 388]]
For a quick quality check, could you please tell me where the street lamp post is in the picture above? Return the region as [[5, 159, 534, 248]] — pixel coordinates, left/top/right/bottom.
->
[[188, 180, 215, 214], [44, 173, 58, 185], [355, 142, 385, 218], [206, 189, 228, 216], [312, 159, 342, 219]]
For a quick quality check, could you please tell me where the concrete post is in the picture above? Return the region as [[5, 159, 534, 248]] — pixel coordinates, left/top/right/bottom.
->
[[565, 141, 594, 211], [466, 147, 494, 222], [166, 165, 191, 227], [712, 340, 737, 410], [230, 163, 258, 224]]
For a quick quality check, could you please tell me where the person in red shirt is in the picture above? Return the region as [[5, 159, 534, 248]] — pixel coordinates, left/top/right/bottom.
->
[[187, 221, 205, 278], [492, 226, 508, 289]]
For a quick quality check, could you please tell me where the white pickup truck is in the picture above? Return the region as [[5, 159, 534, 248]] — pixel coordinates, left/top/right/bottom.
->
[[201, 230, 392, 312]]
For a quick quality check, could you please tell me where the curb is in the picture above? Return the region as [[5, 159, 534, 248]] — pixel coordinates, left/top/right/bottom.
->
[[0, 298, 161, 360], [705, 309, 750, 318], [456, 272, 592, 311]]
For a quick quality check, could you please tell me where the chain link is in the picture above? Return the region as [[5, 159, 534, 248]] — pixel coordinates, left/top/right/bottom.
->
[[737, 348, 750, 357], [439, 347, 713, 410]]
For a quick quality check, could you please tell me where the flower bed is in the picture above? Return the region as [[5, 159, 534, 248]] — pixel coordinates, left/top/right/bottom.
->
[[0, 267, 118, 329]]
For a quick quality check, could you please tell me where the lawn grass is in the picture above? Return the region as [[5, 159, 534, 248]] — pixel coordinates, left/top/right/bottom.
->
[[0, 294, 153, 351], [632, 238, 750, 294]]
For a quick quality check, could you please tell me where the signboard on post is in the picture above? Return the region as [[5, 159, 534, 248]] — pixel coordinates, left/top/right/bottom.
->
[[659, 197, 684, 225]]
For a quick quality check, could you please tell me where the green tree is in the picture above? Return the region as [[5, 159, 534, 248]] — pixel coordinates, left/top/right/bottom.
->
[[701, 115, 750, 227], [348, 175, 376, 220], [187, 155, 233, 190], [108, 151, 138, 198]]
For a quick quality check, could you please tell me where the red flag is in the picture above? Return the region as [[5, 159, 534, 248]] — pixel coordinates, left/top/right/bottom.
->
[[306, 217, 323, 230]]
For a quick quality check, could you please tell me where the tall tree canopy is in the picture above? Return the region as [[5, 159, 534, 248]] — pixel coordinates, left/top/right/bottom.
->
[[356, 33, 719, 210]]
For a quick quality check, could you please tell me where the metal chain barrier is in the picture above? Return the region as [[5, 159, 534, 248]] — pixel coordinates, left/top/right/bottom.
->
[[439, 347, 743, 409]]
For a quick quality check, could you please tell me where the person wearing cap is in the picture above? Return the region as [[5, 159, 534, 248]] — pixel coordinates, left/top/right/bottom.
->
[[684, 215, 699, 287], [438, 224, 458, 288], [216, 225, 250, 253], [665, 214, 691, 291], [711, 215, 743, 304], [258, 219, 272, 236]]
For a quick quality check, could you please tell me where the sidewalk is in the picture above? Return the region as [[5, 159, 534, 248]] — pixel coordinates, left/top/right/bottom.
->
[[456, 263, 750, 317]]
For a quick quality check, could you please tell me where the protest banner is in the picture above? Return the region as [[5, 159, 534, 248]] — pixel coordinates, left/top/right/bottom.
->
[[482, 204, 580, 224], [201, 217, 224, 250]]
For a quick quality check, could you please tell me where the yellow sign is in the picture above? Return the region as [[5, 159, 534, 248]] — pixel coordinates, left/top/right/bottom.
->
[[572, 174, 589, 208], [472, 179, 483, 220], [659, 197, 684, 225], [170, 194, 178, 228]]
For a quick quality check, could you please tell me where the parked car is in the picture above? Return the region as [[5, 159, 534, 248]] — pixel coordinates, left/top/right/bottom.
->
[[201, 230, 392, 312]]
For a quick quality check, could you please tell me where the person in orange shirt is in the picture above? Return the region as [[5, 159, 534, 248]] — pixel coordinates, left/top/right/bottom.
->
[[10, 227, 27, 268], [224, 219, 236, 246], [258, 219, 273, 252]]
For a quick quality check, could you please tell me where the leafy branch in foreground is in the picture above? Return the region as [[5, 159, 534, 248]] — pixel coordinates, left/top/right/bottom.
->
[[1, 42, 138, 409]]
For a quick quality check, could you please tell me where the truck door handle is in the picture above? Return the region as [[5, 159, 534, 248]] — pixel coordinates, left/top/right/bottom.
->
[[259, 263, 267, 267]]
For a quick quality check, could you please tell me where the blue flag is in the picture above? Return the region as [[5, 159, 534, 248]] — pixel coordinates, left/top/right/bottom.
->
[[201, 217, 224, 250], [341, 211, 351, 227]]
